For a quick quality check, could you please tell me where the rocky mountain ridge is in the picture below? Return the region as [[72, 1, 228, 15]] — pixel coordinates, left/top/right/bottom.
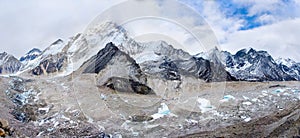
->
[[19, 48, 41, 65], [0, 52, 22, 74], [0, 21, 299, 82], [1, 21, 300, 138], [197, 47, 298, 81]]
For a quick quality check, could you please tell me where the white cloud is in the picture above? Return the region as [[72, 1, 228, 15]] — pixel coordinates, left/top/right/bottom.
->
[[0, 0, 216, 57], [0, 0, 299, 63], [199, 1, 244, 44], [231, 0, 300, 24], [257, 14, 276, 24], [221, 18, 300, 61], [181, 0, 300, 61], [87, 0, 220, 53], [123, 18, 204, 54], [247, 0, 282, 16], [0, 0, 126, 58]]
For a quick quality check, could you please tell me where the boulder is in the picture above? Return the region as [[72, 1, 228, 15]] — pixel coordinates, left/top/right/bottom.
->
[[0, 128, 5, 137], [0, 119, 9, 129], [130, 115, 154, 122], [104, 77, 154, 95]]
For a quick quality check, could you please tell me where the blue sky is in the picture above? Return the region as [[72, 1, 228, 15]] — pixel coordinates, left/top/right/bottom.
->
[[182, 0, 300, 30], [0, 0, 299, 61], [179, 0, 300, 61]]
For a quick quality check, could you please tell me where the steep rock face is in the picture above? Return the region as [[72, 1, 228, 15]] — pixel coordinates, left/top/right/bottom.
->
[[140, 58, 182, 81], [32, 53, 66, 75], [221, 48, 295, 81], [176, 57, 211, 81], [137, 47, 235, 82], [141, 56, 235, 82], [80, 42, 149, 93], [159, 59, 181, 81], [0, 52, 22, 74], [176, 57, 236, 82]]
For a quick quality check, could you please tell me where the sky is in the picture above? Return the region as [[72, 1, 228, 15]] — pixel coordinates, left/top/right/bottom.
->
[[0, 0, 299, 61]]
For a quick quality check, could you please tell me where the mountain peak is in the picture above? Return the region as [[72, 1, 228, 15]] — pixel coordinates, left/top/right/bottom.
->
[[211, 46, 220, 51], [43, 39, 65, 56], [247, 48, 256, 53], [0, 52, 22, 74], [236, 47, 252, 54], [0, 52, 8, 56], [85, 21, 127, 37], [51, 39, 63, 46], [27, 48, 41, 54], [20, 48, 42, 63]]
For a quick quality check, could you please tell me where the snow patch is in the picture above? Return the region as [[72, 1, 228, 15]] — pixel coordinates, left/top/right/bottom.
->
[[220, 95, 236, 102], [197, 98, 215, 113], [242, 101, 252, 106], [151, 103, 176, 120]]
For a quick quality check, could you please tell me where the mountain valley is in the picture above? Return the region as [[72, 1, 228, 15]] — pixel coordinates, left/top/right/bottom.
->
[[0, 21, 300, 137]]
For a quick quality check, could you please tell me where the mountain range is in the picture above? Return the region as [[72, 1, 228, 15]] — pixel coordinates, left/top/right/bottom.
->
[[1, 21, 299, 86]]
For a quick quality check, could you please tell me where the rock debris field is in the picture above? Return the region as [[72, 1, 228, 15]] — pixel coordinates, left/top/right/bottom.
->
[[0, 75, 300, 137]]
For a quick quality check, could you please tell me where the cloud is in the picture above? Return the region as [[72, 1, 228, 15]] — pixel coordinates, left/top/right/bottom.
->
[[0, 0, 126, 58], [181, 0, 300, 61], [199, 1, 244, 43], [221, 18, 300, 61], [230, 0, 300, 24], [0, 0, 216, 57], [0, 0, 299, 62], [81, 0, 219, 54]]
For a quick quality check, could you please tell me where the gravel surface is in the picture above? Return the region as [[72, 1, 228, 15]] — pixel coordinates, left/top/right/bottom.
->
[[1, 75, 300, 137]]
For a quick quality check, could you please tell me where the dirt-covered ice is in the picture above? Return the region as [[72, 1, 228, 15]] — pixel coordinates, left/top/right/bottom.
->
[[1, 75, 300, 137]]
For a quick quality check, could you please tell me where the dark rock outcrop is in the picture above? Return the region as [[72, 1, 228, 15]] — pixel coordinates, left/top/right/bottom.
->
[[32, 54, 66, 75], [130, 115, 154, 122], [83, 42, 136, 74], [159, 58, 181, 81], [176, 57, 236, 82], [81, 42, 153, 94], [82, 42, 147, 84], [104, 77, 154, 95]]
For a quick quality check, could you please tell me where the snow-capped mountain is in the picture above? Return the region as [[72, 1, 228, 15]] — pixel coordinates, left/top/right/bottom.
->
[[30, 39, 67, 75], [17, 39, 68, 75], [65, 21, 191, 75], [42, 39, 65, 55], [19, 48, 41, 65], [276, 58, 300, 80], [0, 52, 22, 74], [276, 58, 297, 68], [197, 48, 297, 81], [22, 21, 194, 77], [120, 40, 192, 63], [7, 20, 298, 83]]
